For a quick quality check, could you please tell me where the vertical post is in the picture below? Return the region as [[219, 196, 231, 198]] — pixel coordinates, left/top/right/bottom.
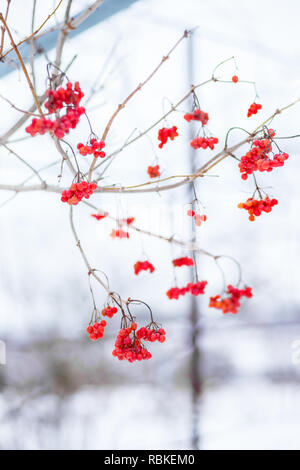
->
[[187, 33, 202, 451]]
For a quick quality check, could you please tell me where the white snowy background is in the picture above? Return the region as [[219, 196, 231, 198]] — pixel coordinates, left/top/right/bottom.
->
[[0, 0, 300, 450]]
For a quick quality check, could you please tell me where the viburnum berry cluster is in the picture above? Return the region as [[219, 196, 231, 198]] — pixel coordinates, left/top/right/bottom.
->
[[110, 229, 130, 239], [190, 136, 219, 150], [184, 108, 209, 125], [147, 165, 161, 178], [45, 81, 84, 112], [86, 319, 107, 341], [77, 139, 106, 158], [166, 280, 207, 299], [112, 323, 152, 362], [172, 256, 194, 267], [26, 81, 85, 139], [134, 260, 155, 275], [120, 217, 135, 225], [209, 285, 253, 314], [247, 102, 262, 117], [238, 197, 278, 221], [91, 211, 108, 220], [239, 132, 289, 180], [158, 126, 178, 148], [136, 326, 166, 343], [102, 306, 118, 318], [61, 181, 97, 205]]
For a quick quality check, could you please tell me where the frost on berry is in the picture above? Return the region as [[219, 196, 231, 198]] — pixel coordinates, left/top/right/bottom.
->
[[238, 197, 278, 221], [157, 126, 178, 148], [209, 284, 252, 314]]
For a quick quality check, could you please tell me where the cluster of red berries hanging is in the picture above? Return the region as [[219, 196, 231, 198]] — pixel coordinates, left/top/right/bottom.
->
[[184, 108, 209, 125], [134, 261, 155, 275], [86, 319, 107, 341], [91, 211, 108, 220], [147, 165, 160, 178], [209, 285, 252, 314], [187, 209, 207, 227], [238, 197, 278, 221], [172, 256, 194, 267], [190, 136, 219, 150], [158, 126, 178, 148], [102, 306, 118, 318], [239, 131, 289, 180], [110, 229, 130, 239], [167, 280, 207, 299], [77, 139, 106, 158], [110, 216, 134, 239], [136, 326, 166, 343], [61, 181, 97, 205], [247, 102, 262, 117], [26, 82, 85, 139]]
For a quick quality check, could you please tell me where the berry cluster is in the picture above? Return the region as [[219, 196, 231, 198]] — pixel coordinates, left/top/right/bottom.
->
[[120, 217, 135, 225], [134, 261, 155, 275], [239, 138, 289, 180], [136, 326, 166, 343], [238, 197, 278, 221], [26, 107, 85, 139], [209, 284, 252, 314], [26, 82, 85, 139], [45, 81, 84, 113], [190, 136, 218, 150], [112, 323, 152, 362], [187, 210, 207, 227], [77, 139, 106, 158], [61, 181, 97, 205], [102, 306, 118, 318], [91, 211, 108, 220], [172, 256, 194, 267], [247, 102, 262, 117], [110, 229, 130, 239], [147, 165, 160, 178], [184, 108, 209, 125], [166, 280, 207, 299], [158, 126, 178, 148], [86, 320, 107, 341]]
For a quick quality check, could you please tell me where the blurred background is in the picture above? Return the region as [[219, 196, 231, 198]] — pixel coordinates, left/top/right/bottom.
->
[[0, 0, 300, 450]]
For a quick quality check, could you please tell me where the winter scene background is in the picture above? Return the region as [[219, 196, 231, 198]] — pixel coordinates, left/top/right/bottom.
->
[[0, 0, 300, 450]]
